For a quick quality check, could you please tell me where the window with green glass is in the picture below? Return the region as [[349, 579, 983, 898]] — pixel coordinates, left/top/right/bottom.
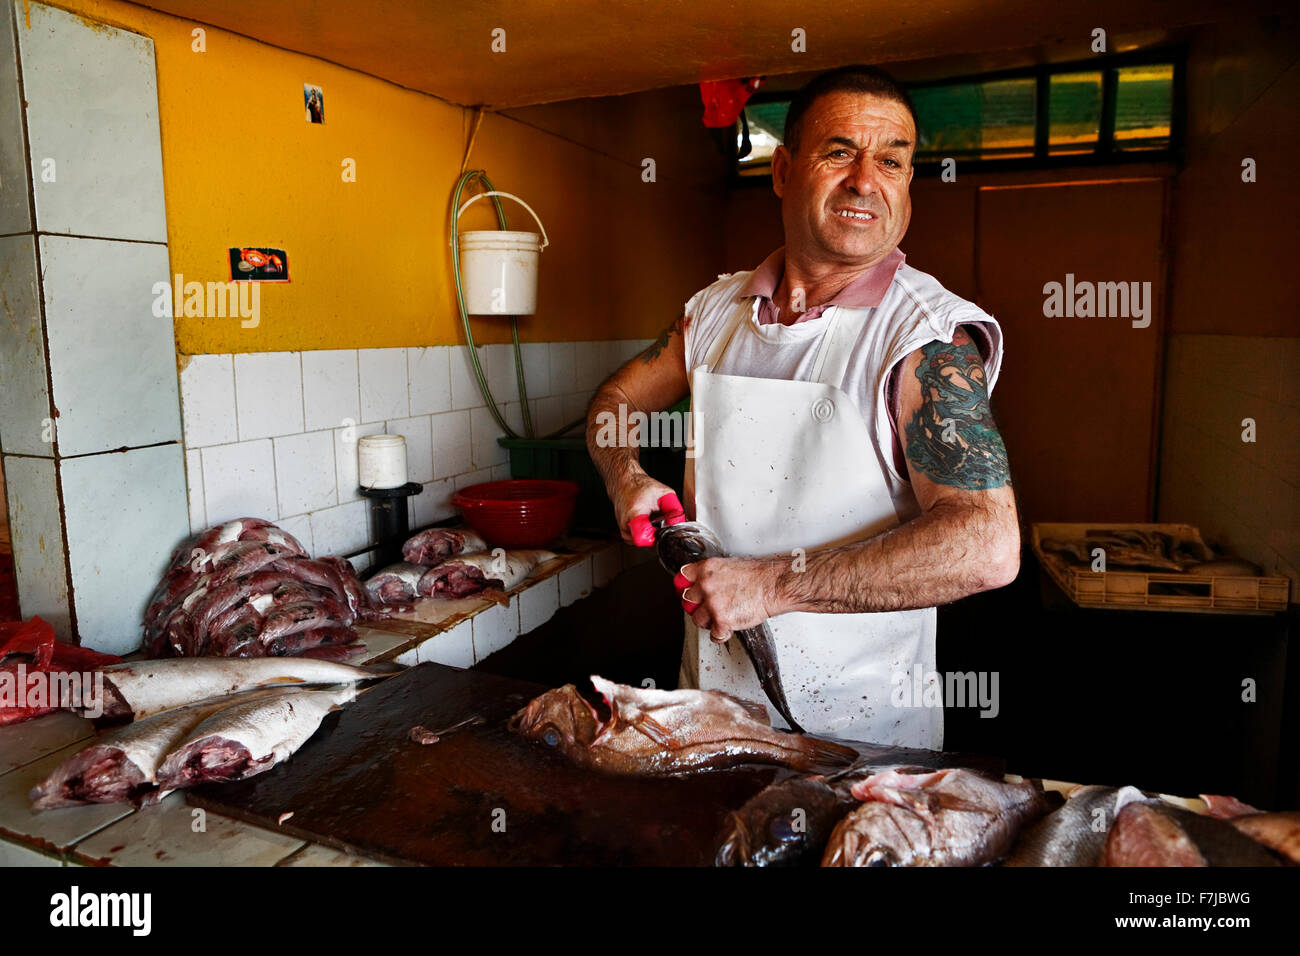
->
[[735, 53, 1178, 175]]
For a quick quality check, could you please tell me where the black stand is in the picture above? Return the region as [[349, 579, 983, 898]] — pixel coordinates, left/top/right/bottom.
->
[[358, 482, 423, 574]]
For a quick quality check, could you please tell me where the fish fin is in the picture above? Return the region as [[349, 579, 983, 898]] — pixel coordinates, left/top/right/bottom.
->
[[718, 692, 771, 725], [804, 736, 858, 770], [631, 713, 679, 749], [261, 676, 307, 685]]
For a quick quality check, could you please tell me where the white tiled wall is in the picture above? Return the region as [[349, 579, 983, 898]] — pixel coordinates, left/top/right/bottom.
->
[[180, 340, 652, 560]]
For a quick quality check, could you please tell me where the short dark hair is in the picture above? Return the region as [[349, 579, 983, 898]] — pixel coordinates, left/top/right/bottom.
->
[[782, 65, 918, 154]]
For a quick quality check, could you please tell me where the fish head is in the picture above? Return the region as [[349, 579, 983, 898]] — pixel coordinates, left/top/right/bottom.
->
[[822, 802, 931, 867], [508, 684, 602, 753]]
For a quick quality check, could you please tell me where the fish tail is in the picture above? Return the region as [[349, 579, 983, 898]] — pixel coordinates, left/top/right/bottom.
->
[[801, 736, 859, 771]]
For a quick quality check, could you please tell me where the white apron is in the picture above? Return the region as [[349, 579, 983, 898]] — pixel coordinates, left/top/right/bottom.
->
[[678, 297, 942, 748]]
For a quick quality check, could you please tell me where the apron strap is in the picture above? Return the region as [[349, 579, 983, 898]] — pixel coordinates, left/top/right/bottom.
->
[[697, 298, 755, 374], [810, 306, 865, 389]]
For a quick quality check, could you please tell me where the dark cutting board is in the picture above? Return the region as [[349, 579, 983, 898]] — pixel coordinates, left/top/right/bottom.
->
[[188, 663, 1003, 866]]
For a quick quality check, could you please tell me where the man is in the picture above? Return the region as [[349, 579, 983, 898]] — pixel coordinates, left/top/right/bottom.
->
[[586, 66, 1018, 749]]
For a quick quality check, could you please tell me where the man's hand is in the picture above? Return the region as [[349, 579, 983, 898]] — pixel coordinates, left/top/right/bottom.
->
[[677, 556, 780, 642], [611, 470, 678, 546]]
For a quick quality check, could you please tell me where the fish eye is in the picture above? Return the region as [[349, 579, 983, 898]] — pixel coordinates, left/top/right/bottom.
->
[[541, 727, 561, 748], [865, 849, 895, 867], [769, 817, 798, 843]]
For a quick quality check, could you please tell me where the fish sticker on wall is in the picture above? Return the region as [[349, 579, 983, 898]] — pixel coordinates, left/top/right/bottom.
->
[[304, 83, 324, 124], [229, 247, 289, 282]]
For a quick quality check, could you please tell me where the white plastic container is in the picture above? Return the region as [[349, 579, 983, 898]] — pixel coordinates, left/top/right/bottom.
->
[[358, 434, 407, 489], [456, 191, 549, 316]]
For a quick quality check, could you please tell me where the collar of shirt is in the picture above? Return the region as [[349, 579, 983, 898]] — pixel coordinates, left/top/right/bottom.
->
[[740, 246, 906, 326]]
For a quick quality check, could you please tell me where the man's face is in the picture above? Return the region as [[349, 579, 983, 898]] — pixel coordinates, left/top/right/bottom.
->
[[772, 91, 915, 268]]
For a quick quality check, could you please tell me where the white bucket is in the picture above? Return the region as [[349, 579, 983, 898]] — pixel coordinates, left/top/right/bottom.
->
[[358, 433, 407, 489], [456, 191, 549, 316]]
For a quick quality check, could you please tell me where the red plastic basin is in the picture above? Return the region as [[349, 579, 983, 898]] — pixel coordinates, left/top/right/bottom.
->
[[451, 479, 580, 548]]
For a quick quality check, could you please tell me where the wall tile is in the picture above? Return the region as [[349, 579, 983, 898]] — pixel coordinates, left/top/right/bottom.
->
[[0, 236, 52, 456], [531, 396, 566, 436], [491, 463, 511, 481], [559, 557, 593, 607], [0, 1, 30, 235], [549, 342, 576, 396], [0, 841, 61, 867], [417, 619, 474, 668], [408, 346, 452, 416], [17, 4, 166, 242], [472, 597, 519, 661], [179, 353, 238, 448], [481, 343, 520, 403], [41, 236, 180, 456], [410, 477, 456, 528], [455, 467, 494, 491], [301, 349, 359, 433], [334, 420, 384, 504], [358, 348, 408, 422], [276, 513, 314, 556], [521, 342, 551, 399], [561, 391, 591, 425], [518, 576, 560, 634], [450, 344, 486, 410], [469, 405, 510, 471], [575, 341, 603, 391], [309, 499, 369, 557], [61, 444, 189, 655], [273, 430, 337, 516], [184, 448, 205, 531], [386, 415, 433, 484], [234, 352, 304, 440], [201, 439, 278, 526], [2, 455, 70, 636], [430, 409, 473, 480]]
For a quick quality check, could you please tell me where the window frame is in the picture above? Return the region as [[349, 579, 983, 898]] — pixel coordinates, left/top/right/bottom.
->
[[729, 47, 1186, 185]]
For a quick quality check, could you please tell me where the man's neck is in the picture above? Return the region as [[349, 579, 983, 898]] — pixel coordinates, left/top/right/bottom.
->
[[771, 248, 891, 318]]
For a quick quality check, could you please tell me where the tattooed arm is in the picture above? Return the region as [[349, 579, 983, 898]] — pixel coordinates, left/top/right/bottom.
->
[[587, 317, 691, 543], [683, 326, 1019, 637]]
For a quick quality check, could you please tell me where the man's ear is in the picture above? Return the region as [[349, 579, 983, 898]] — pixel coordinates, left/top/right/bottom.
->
[[771, 145, 790, 198]]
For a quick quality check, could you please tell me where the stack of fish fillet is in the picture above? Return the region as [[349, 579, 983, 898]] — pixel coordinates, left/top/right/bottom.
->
[[144, 517, 383, 660], [29, 658, 382, 810], [365, 527, 556, 606]]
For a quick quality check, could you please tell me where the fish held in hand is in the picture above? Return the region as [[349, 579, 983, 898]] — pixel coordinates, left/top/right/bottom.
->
[[509, 675, 857, 777], [82, 657, 389, 720], [821, 768, 1049, 867], [653, 521, 802, 733], [1101, 802, 1282, 867], [154, 685, 357, 792]]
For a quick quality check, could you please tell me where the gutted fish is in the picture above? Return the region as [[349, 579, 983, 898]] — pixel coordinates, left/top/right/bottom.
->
[[154, 685, 357, 792], [821, 768, 1049, 867], [1005, 785, 1150, 866], [81, 657, 388, 720], [402, 528, 489, 566], [364, 563, 430, 605], [1101, 801, 1282, 867], [29, 689, 286, 810], [653, 520, 802, 733], [509, 675, 857, 777], [417, 549, 557, 598]]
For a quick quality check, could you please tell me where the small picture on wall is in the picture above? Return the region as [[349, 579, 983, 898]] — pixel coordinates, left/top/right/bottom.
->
[[304, 83, 324, 124], [229, 247, 290, 282]]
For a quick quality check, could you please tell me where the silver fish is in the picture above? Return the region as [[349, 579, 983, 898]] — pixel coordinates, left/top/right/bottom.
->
[[154, 685, 357, 793], [84, 657, 388, 720], [1005, 785, 1150, 866]]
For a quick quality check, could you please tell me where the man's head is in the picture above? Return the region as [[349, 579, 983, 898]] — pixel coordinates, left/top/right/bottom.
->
[[773, 66, 918, 269]]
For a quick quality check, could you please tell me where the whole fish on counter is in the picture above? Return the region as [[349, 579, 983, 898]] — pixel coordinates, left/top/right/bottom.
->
[[1005, 785, 1151, 866], [154, 684, 357, 793], [77, 657, 389, 720], [509, 675, 857, 776], [401, 528, 489, 566], [417, 549, 557, 598], [1101, 801, 1282, 866], [821, 768, 1050, 867], [30, 689, 287, 810], [1227, 812, 1300, 864]]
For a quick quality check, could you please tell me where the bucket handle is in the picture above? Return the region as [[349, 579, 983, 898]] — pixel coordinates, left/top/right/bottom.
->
[[455, 191, 549, 250]]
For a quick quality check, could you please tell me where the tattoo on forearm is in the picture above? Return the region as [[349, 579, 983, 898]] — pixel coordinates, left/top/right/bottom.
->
[[641, 317, 682, 363], [904, 327, 1011, 490]]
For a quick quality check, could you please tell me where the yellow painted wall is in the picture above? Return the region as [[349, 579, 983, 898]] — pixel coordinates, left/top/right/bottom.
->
[[36, 0, 729, 353]]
